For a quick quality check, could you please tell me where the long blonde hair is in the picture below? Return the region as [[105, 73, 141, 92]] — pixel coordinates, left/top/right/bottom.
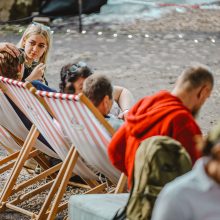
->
[[17, 22, 52, 64]]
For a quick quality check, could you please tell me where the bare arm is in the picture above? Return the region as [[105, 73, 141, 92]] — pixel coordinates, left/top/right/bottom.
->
[[113, 86, 134, 119], [26, 63, 46, 82]]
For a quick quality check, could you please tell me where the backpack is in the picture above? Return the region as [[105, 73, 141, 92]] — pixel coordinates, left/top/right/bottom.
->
[[113, 136, 192, 220]]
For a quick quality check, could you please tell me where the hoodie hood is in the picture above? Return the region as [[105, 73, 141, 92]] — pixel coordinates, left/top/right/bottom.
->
[[126, 90, 190, 139]]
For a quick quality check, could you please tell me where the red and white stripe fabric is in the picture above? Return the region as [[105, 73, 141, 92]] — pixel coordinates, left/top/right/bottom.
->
[[0, 77, 97, 179], [0, 89, 57, 157], [0, 125, 20, 152], [37, 91, 121, 184]]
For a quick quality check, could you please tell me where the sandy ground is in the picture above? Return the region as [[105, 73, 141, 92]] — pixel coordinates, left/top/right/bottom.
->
[[0, 8, 220, 219]]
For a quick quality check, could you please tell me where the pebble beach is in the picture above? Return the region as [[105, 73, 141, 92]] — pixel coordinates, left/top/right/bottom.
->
[[0, 6, 220, 219]]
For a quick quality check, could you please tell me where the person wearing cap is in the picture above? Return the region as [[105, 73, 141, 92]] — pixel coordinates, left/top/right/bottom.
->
[[151, 122, 220, 220]]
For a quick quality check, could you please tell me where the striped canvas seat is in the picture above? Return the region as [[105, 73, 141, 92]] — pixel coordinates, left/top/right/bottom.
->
[[0, 89, 57, 158], [0, 77, 104, 220], [37, 91, 121, 184], [0, 88, 58, 193], [0, 125, 20, 152], [0, 77, 97, 179]]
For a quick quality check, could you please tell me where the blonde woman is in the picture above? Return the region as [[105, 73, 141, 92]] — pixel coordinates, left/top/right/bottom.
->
[[17, 22, 52, 85]]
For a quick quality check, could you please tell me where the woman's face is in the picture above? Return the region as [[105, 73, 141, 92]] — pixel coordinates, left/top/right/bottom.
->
[[72, 77, 85, 94], [24, 34, 47, 62]]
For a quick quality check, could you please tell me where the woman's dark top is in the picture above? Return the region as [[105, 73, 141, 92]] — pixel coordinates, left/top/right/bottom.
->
[[22, 62, 49, 86]]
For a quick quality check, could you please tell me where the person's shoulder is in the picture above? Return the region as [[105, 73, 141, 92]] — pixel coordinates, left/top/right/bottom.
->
[[31, 80, 56, 92]]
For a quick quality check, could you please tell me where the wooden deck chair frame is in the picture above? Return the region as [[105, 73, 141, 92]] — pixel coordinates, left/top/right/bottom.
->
[[0, 124, 51, 178], [0, 85, 58, 178], [0, 91, 56, 189], [34, 88, 127, 219], [0, 78, 106, 219]]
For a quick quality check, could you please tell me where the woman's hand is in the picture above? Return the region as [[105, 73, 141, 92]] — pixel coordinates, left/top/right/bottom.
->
[[26, 63, 46, 82], [0, 42, 20, 58], [118, 109, 129, 120]]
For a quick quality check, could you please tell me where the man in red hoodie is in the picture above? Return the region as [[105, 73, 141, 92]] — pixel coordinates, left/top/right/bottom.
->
[[108, 65, 214, 186]]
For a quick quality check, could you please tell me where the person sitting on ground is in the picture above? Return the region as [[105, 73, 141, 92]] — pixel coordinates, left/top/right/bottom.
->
[[108, 65, 214, 188], [83, 73, 124, 132], [151, 121, 220, 220], [59, 61, 134, 120]]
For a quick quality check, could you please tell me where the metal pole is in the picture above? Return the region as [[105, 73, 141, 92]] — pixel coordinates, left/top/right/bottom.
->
[[78, 0, 83, 33]]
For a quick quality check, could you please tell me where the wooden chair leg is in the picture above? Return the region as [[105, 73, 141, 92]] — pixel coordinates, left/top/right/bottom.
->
[[0, 151, 19, 166], [0, 126, 39, 209], [0, 149, 39, 175], [115, 173, 127, 194], [83, 179, 100, 188], [46, 147, 79, 220], [37, 146, 78, 220]]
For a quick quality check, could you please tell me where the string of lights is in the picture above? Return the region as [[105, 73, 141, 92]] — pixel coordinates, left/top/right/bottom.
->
[[13, 26, 218, 45]]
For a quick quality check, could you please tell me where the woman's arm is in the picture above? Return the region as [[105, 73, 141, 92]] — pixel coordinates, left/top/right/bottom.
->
[[113, 86, 134, 119]]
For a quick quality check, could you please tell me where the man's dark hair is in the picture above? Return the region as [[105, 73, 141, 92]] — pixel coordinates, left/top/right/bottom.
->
[[59, 62, 93, 93], [0, 52, 22, 80], [179, 65, 214, 90], [83, 74, 113, 107]]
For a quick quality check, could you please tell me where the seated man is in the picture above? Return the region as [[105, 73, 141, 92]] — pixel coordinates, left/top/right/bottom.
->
[[83, 74, 124, 132], [108, 65, 214, 187], [152, 122, 220, 220], [60, 62, 134, 120]]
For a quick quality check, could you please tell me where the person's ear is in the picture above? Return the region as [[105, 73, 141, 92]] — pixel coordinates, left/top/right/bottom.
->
[[17, 64, 22, 72], [17, 64, 24, 80], [211, 143, 220, 160], [103, 95, 109, 109], [197, 85, 210, 100]]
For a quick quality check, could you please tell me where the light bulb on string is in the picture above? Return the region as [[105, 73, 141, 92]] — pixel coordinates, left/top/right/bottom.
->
[[128, 34, 133, 39]]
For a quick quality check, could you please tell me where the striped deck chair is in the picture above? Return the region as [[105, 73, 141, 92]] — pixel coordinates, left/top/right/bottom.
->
[[0, 77, 104, 219], [0, 85, 57, 181], [35, 90, 127, 219]]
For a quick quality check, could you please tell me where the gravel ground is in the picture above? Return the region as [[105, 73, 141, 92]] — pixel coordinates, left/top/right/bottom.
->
[[0, 8, 220, 219]]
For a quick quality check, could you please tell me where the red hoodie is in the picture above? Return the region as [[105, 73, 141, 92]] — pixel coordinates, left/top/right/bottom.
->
[[108, 91, 202, 187]]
